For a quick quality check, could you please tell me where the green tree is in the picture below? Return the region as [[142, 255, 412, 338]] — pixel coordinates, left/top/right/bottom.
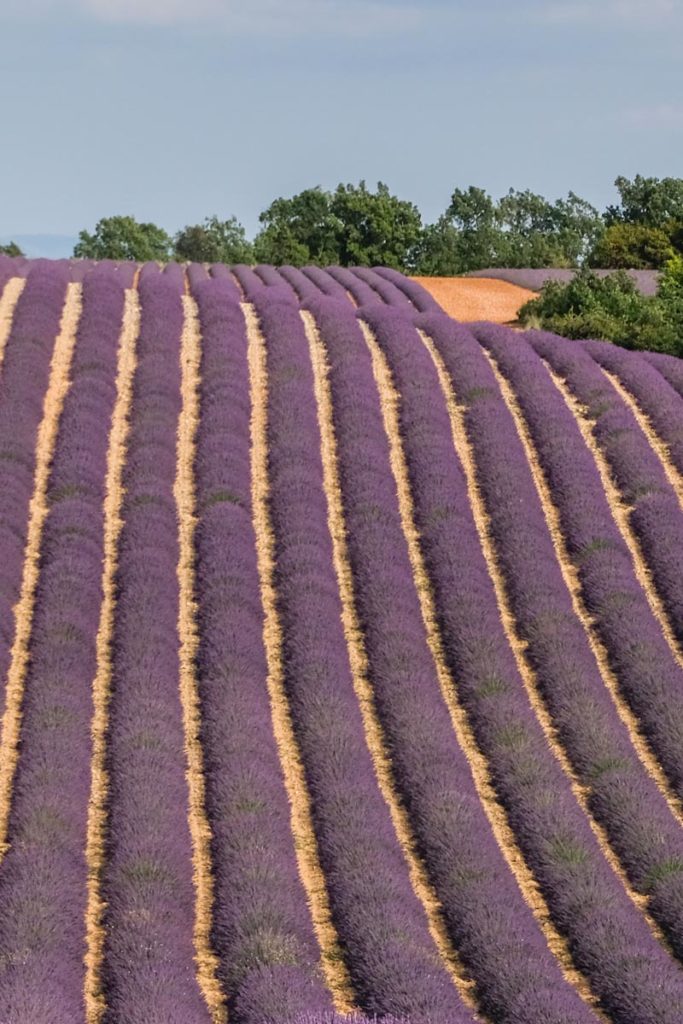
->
[[413, 216, 463, 275], [174, 215, 253, 264], [498, 189, 602, 266], [519, 267, 680, 355], [254, 187, 341, 266], [433, 187, 602, 274], [330, 181, 423, 270], [606, 175, 683, 229], [74, 215, 173, 261], [447, 186, 499, 271], [0, 241, 23, 257], [658, 255, 683, 339], [587, 223, 674, 269]]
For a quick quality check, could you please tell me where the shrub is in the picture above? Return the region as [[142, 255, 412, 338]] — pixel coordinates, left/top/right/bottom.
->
[[0, 241, 23, 257], [519, 267, 681, 354]]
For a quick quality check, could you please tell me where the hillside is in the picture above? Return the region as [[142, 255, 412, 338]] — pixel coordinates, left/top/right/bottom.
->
[[0, 258, 683, 1024]]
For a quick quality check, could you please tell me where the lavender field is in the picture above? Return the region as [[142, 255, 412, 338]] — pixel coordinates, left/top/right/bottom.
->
[[465, 268, 661, 296], [1, 255, 683, 1024]]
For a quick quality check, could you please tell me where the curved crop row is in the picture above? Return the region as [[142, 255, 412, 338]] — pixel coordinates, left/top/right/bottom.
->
[[232, 265, 268, 301], [276, 266, 321, 303], [96, 273, 211, 1023], [207, 265, 243, 300], [251, 291, 474, 1023], [84, 283, 140, 1023], [348, 268, 408, 307], [0, 265, 70, 721], [246, 302, 355, 1016], [0, 269, 126, 1023], [326, 267, 379, 307], [190, 278, 334, 1022], [305, 296, 597, 1024], [645, 349, 683, 398], [0, 278, 82, 857], [363, 305, 683, 1024], [458, 320, 683, 954], [527, 330, 683, 654], [517, 327, 683, 779], [372, 268, 441, 312], [581, 339, 683, 490], [303, 306, 481, 1019], [300, 268, 349, 301]]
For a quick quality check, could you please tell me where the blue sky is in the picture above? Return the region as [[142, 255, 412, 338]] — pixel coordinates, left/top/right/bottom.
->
[[1, 0, 681, 255]]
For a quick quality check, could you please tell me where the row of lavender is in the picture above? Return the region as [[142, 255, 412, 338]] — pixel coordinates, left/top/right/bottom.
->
[[1, 263, 683, 1022], [364, 307, 683, 1022], [0, 263, 460, 1024], [0, 255, 439, 314], [192, 285, 683, 1024]]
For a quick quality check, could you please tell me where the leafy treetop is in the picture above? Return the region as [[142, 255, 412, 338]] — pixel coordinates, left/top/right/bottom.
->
[[74, 215, 173, 262]]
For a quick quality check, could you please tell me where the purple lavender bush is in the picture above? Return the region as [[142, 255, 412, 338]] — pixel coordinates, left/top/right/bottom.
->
[[255, 291, 475, 1023], [305, 295, 597, 1024], [372, 268, 441, 312], [190, 276, 333, 1022], [276, 266, 322, 303], [644, 349, 683, 397], [326, 267, 381, 307], [349, 268, 411, 308], [581, 337, 683, 478], [525, 329, 683, 650], [0, 262, 70, 721], [363, 304, 683, 1024], [454, 320, 683, 956], [300, 267, 350, 300], [0, 267, 125, 1022], [98, 271, 211, 1023]]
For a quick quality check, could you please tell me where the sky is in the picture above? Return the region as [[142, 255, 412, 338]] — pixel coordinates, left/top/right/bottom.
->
[[0, 0, 681, 255]]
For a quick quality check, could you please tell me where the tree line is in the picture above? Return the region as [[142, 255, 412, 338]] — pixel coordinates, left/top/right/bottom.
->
[[4, 175, 683, 273]]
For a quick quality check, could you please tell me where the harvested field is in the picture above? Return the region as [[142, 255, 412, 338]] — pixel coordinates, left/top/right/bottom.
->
[[411, 275, 536, 323], [0, 255, 683, 1024]]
